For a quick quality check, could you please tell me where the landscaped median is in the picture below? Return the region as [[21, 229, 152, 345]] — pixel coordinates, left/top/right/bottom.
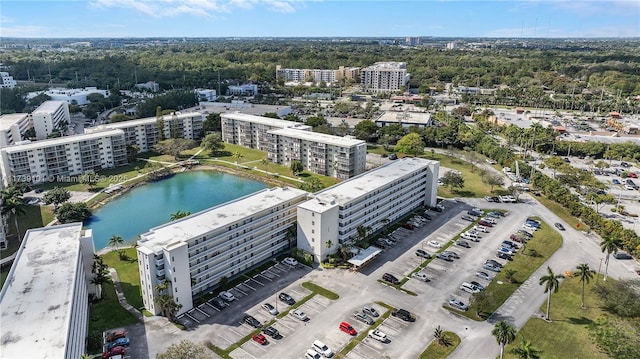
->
[[336, 301, 394, 359], [445, 217, 563, 320], [418, 330, 461, 359], [206, 282, 339, 359]]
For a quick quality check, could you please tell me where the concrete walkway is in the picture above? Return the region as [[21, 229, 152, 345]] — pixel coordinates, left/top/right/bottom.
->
[[109, 268, 144, 321]]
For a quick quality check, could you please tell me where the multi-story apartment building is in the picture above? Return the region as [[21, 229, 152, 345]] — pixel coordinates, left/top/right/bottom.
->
[[0, 113, 31, 147], [88, 112, 204, 152], [266, 128, 366, 179], [31, 100, 71, 140], [297, 157, 439, 262], [221, 113, 311, 151], [0, 71, 17, 89], [137, 187, 308, 315], [0, 223, 95, 359], [0, 129, 127, 185], [276, 66, 360, 85], [361, 62, 410, 93]]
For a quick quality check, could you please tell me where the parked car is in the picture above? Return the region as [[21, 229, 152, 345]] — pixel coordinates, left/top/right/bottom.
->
[[102, 346, 125, 359], [374, 238, 389, 248], [290, 309, 308, 321], [501, 241, 519, 250], [484, 263, 502, 272], [363, 305, 380, 318], [262, 326, 280, 338], [470, 281, 485, 291], [612, 178, 621, 185], [478, 220, 494, 227], [391, 308, 415, 322], [262, 303, 278, 315], [368, 329, 388, 343], [460, 282, 481, 294], [412, 272, 430, 282], [427, 240, 442, 248], [279, 292, 295, 305], [496, 252, 513, 260], [423, 213, 433, 220], [339, 321, 357, 335], [312, 340, 334, 358], [486, 211, 503, 218], [629, 172, 638, 178], [509, 234, 526, 243], [554, 223, 565, 231], [614, 252, 633, 259], [436, 252, 454, 261], [476, 271, 494, 281], [107, 337, 130, 350], [305, 349, 322, 359], [106, 331, 127, 342], [415, 249, 431, 259], [382, 273, 400, 285], [481, 217, 497, 224], [485, 259, 503, 268], [282, 257, 299, 266], [456, 240, 471, 248], [461, 215, 476, 222], [474, 225, 489, 233], [353, 311, 374, 325], [243, 315, 262, 328], [516, 230, 533, 238], [443, 250, 459, 259], [402, 223, 415, 230], [448, 298, 468, 311], [389, 153, 398, 160], [497, 247, 515, 256], [462, 232, 480, 241], [252, 333, 268, 345], [219, 291, 235, 302]]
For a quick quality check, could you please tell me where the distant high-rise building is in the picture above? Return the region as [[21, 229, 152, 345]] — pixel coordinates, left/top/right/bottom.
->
[[406, 37, 422, 46], [361, 62, 410, 93]]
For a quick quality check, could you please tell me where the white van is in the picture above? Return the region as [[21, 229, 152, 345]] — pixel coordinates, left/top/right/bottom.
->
[[462, 232, 480, 241], [312, 340, 334, 358]]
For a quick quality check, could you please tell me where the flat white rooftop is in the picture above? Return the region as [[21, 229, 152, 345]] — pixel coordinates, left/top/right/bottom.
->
[[269, 127, 365, 148], [87, 112, 203, 132], [3, 129, 124, 153], [0, 223, 85, 358], [0, 113, 29, 131], [299, 157, 436, 213], [32, 100, 66, 115], [222, 112, 311, 130], [138, 187, 308, 252], [376, 110, 431, 125]]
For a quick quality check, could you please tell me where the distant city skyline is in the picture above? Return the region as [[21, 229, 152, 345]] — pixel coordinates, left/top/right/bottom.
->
[[1, 0, 639, 39]]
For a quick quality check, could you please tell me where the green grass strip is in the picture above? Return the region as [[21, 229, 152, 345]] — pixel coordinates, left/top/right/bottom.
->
[[302, 282, 340, 300]]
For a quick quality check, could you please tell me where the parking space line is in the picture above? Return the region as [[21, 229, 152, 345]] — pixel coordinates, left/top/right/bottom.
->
[[290, 289, 305, 297], [204, 301, 220, 312], [229, 326, 248, 338], [248, 341, 268, 352], [242, 280, 256, 291], [275, 318, 297, 330], [184, 311, 200, 324], [258, 273, 273, 282], [264, 268, 279, 277], [195, 306, 210, 317], [358, 339, 382, 352], [234, 347, 256, 359], [233, 286, 247, 296]]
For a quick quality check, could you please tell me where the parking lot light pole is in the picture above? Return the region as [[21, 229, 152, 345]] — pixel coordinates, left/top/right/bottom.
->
[[596, 257, 604, 283]]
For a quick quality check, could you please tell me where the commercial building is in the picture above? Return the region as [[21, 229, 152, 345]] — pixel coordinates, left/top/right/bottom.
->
[[0, 129, 127, 185], [227, 84, 258, 96], [297, 157, 439, 263], [0, 71, 17, 88], [375, 109, 432, 128], [137, 187, 308, 316], [0, 113, 31, 147], [87, 112, 204, 152], [0, 223, 96, 359], [31, 100, 70, 140], [41, 87, 110, 106], [361, 62, 410, 93], [221, 113, 311, 151], [196, 89, 217, 102], [266, 128, 366, 179]]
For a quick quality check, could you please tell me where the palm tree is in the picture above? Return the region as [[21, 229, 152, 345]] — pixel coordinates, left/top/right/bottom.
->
[[233, 151, 243, 166], [539, 266, 565, 321], [574, 263, 595, 308], [492, 320, 516, 359], [170, 210, 191, 221], [325, 239, 333, 250], [504, 269, 517, 284], [1, 187, 27, 242], [600, 236, 621, 281], [261, 157, 269, 172], [509, 335, 542, 359], [433, 325, 452, 347], [108, 234, 125, 253]]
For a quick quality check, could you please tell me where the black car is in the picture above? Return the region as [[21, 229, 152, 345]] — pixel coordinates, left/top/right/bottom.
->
[[485, 259, 503, 268], [415, 249, 431, 259], [210, 297, 228, 310], [554, 223, 565, 231], [456, 240, 471, 248], [496, 252, 513, 260], [423, 213, 433, 220], [263, 326, 280, 338], [389, 153, 398, 160], [382, 273, 400, 285], [391, 309, 415, 322], [278, 292, 295, 305], [243, 315, 262, 328]]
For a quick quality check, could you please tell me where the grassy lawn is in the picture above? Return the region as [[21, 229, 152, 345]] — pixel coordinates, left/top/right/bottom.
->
[[460, 218, 563, 320], [302, 281, 340, 300], [102, 248, 144, 310], [535, 194, 589, 232], [418, 331, 461, 359], [428, 152, 495, 198], [503, 276, 609, 359]]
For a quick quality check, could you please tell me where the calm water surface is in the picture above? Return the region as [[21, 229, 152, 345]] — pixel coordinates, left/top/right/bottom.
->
[[85, 171, 267, 250]]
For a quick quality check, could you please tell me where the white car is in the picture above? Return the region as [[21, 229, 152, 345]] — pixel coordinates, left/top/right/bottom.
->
[[290, 309, 308, 321], [311, 340, 334, 358], [368, 329, 388, 342], [261, 303, 278, 315], [448, 298, 469, 311], [522, 224, 538, 232], [282, 257, 299, 266], [474, 225, 489, 233], [219, 291, 235, 302], [481, 217, 497, 224], [412, 272, 430, 282], [427, 240, 442, 248]]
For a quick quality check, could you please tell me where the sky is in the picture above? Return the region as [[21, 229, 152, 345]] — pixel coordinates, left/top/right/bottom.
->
[[1, 0, 639, 38]]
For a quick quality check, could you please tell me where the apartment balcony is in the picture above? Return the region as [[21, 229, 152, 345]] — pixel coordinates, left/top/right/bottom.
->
[[155, 267, 165, 277]]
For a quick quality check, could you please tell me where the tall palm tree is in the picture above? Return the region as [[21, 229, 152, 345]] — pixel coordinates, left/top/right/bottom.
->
[[600, 236, 621, 281], [574, 263, 595, 308], [108, 234, 125, 253], [170, 210, 191, 221], [509, 335, 542, 359], [261, 157, 269, 172], [0, 188, 26, 242], [492, 320, 516, 359], [539, 266, 565, 321], [232, 152, 243, 166]]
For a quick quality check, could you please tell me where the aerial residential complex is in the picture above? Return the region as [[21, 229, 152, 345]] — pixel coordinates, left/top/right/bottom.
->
[[266, 127, 366, 179], [137, 187, 309, 315], [0, 129, 127, 185], [221, 112, 312, 151], [0, 223, 95, 359], [0, 113, 30, 147], [31, 100, 71, 140], [361, 62, 410, 93], [297, 157, 439, 263], [275, 65, 360, 84]]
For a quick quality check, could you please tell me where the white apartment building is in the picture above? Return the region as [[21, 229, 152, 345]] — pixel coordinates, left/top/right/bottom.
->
[[266, 128, 366, 179], [0, 129, 127, 185], [0, 71, 17, 88], [227, 84, 258, 96], [197, 89, 217, 102], [31, 100, 70, 140], [361, 62, 410, 93], [276, 66, 360, 85], [88, 112, 204, 152], [221, 113, 311, 151], [0, 113, 31, 147], [43, 87, 110, 105], [0, 223, 95, 359], [137, 187, 308, 315], [297, 157, 439, 262]]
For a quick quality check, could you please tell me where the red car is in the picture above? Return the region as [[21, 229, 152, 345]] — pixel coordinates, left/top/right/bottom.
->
[[509, 234, 526, 243], [102, 346, 125, 358], [339, 321, 357, 336], [477, 220, 494, 227], [402, 223, 414, 230], [252, 333, 268, 345], [629, 173, 638, 178]]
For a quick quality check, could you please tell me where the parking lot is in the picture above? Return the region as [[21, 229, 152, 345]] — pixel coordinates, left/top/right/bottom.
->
[[346, 309, 414, 359]]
